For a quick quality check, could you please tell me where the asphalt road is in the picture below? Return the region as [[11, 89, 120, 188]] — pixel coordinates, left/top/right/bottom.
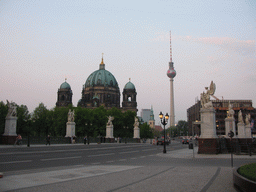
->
[[0, 142, 181, 173], [1, 142, 254, 174]]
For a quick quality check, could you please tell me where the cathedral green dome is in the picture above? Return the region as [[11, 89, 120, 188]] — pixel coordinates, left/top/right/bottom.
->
[[84, 59, 119, 89], [124, 80, 135, 90], [60, 81, 71, 89]]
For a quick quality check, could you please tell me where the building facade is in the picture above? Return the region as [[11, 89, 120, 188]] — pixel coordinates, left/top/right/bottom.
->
[[57, 58, 137, 113], [187, 100, 256, 136]]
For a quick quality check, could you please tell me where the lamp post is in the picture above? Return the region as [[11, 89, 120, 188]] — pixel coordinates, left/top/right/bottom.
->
[[228, 130, 234, 167], [159, 112, 169, 153]]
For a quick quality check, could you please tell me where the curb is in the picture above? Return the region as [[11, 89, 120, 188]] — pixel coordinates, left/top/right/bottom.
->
[[233, 167, 256, 192]]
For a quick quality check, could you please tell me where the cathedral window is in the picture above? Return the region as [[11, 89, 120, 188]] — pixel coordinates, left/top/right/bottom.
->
[[97, 79, 101, 85]]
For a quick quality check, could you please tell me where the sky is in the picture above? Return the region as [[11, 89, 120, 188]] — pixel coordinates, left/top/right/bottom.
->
[[0, 0, 255, 126]]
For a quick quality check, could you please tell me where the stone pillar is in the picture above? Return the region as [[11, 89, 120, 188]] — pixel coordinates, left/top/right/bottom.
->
[[225, 117, 236, 138], [3, 116, 18, 136], [106, 125, 114, 138], [65, 122, 76, 137], [237, 123, 245, 138], [133, 126, 140, 139], [200, 108, 217, 138], [245, 124, 252, 138]]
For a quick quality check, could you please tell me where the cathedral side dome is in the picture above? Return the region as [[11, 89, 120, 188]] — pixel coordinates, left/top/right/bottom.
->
[[124, 80, 135, 90], [60, 81, 71, 89]]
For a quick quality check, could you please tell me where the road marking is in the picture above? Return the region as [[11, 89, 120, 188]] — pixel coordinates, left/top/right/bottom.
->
[[119, 150, 139, 154], [130, 157, 137, 160], [41, 156, 81, 161], [142, 149, 156, 151], [106, 161, 114, 163], [88, 153, 115, 157], [0, 160, 32, 164], [140, 156, 146, 158], [119, 159, 127, 161], [91, 162, 101, 165]]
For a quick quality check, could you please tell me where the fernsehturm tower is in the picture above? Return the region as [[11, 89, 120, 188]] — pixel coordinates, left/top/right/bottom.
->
[[166, 31, 176, 126]]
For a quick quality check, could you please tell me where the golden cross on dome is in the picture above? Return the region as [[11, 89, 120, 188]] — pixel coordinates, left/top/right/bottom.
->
[[101, 53, 104, 64]]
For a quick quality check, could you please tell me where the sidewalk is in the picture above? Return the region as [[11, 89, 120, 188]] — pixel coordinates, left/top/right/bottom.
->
[[158, 146, 256, 159]]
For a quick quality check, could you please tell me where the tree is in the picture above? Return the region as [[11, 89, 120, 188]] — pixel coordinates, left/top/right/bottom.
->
[[31, 103, 49, 136], [0, 101, 8, 134], [16, 104, 31, 135], [140, 123, 154, 139], [176, 120, 188, 137]]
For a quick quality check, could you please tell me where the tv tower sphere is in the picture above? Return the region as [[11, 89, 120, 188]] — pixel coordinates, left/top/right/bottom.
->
[[167, 62, 176, 78]]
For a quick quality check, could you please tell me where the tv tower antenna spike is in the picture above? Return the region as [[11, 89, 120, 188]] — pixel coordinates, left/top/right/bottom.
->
[[170, 31, 172, 63]]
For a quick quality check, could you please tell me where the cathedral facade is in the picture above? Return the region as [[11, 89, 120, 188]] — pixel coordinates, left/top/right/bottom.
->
[[56, 58, 137, 113]]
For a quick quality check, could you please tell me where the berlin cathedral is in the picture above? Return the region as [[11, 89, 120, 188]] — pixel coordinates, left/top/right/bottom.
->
[[56, 58, 137, 113]]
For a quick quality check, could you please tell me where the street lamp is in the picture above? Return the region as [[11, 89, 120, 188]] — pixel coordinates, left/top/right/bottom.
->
[[159, 112, 169, 153]]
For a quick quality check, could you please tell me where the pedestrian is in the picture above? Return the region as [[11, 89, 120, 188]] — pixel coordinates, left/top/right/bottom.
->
[[84, 136, 87, 144], [46, 135, 51, 145], [14, 134, 22, 145]]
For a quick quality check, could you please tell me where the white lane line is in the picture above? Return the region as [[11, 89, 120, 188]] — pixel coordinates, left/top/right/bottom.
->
[[119, 150, 139, 154], [106, 161, 114, 163], [140, 156, 146, 158], [91, 162, 101, 165], [119, 159, 127, 161], [88, 153, 115, 157], [142, 149, 157, 151], [0, 160, 32, 164], [130, 158, 137, 160], [41, 156, 81, 161]]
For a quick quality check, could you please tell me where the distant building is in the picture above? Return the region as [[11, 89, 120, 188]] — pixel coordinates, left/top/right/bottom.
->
[[187, 100, 256, 136], [148, 106, 155, 129], [141, 109, 151, 124]]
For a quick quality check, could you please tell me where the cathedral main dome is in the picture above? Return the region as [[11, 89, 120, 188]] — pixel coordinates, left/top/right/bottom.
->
[[84, 59, 119, 89], [78, 58, 120, 109]]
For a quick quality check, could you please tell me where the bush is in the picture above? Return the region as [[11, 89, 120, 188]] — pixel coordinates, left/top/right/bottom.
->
[[238, 163, 256, 182]]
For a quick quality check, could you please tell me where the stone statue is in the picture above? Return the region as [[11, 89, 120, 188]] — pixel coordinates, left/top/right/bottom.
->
[[134, 117, 139, 127], [6, 100, 17, 118], [107, 116, 114, 126], [68, 109, 75, 122], [227, 102, 235, 118], [200, 81, 216, 109], [238, 110, 244, 123], [245, 114, 251, 125]]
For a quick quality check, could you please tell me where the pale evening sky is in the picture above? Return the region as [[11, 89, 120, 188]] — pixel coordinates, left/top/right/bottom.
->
[[0, 0, 255, 126]]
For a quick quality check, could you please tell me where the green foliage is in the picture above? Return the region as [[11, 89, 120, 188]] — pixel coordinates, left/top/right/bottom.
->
[[16, 104, 31, 135], [52, 107, 69, 136], [167, 120, 188, 137], [140, 123, 154, 139], [31, 103, 49, 137], [238, 163, 256, 182], [0, 101, 8, 134]]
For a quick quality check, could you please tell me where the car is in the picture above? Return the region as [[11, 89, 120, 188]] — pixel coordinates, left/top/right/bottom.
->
[[182, 138, 189, 144], [157, 137, 170, 145]]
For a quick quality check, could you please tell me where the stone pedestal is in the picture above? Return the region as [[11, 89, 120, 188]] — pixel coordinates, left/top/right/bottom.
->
[[237, 123, 246, 138], [65, 122, 76, 137], [200, 108, 217, 138], [133, 127, 140, 139], [245, 124, 252, 138], [225, 117, 236, 138], [3, 116, 18, 136], [106, 125, 114, 138], [198, 138, 219, 154]]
